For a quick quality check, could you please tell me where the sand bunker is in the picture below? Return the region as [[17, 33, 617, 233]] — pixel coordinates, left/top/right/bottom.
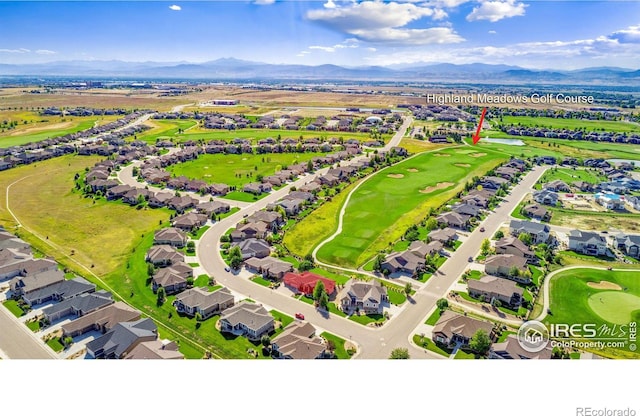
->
[[470, 153, 487, 158], [433, 153, 451, 157], [387, 174, 404, 179], [407, 168, 419, 173], [455, 163, 471, 168], [420, 182, 454, 194], [587, 281, 622, 291]]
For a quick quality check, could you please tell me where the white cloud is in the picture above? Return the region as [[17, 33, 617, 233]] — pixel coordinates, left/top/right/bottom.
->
[[306, 1, 463, 44], [323, 0, 337, 9], [466, 0, 527, 22], [307, 38, 361, 53], [366, 47, 377, 52], [169, 5, 181, 11], [254, 0, 276, 5], [427, 0, 470, 7], [488, 30, 497, 34], [310, 45, 337, 53], [610, 24, 640, 43], [35, 49, 56, 55], [0, 48, 30, 54]]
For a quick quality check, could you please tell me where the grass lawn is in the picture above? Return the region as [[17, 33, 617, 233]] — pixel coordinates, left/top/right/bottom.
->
[[466, 270, 483, 280], [222, 191, 266, 202], [189, 225, 210, 240], [26, 320, 40, 332], [218, 207, 240, 220], [538, 167, 605, 185], [425, 308, 443, 325], [270, 310, 294, 329], [417, 272, 433, 283], [412, 334, 451, 357], [188, 262, 200, 267], [137, 119, 198, 143], [0, 118, 98, 148], [320, 332, 351, 359], [500, 115, 640, 133], [250, 276, 272, 287], [497, 330, 517, 343], [166, 152, 325, 188], [349, 313, 385, 325], [3, 299, 25, 317], [545, 268, 640, 359], [46, 337, 65, 353], [387, 289, 407, 305], [283, 178, 362, 259], [316, 147, 508, 267], [454, 350, 477, 359]]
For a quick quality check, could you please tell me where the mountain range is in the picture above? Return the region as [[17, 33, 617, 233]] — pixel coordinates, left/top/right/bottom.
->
[[1, 58, 639, 85]]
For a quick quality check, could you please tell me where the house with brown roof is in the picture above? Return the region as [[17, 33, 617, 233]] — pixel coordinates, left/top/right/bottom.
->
[[61, 302, 142, 338], [168, 195, 199, 213], [152, 267, 189, 295], [408, 240, 443, 258], [10, 267, 64, 298], [432, 310, 494, 348], [337, 279, 387, 315], [231, 222, 269, 241], [219, 301, 275, 341], [234, 238, 271, 260], [495, 237, 536, 263], [154, 227, 188, 248], [437, 211, 471, 230], [427, 228, 458, 244], [209, 183, 230, 196], [543, 180, 570, 192], [271, 321, 327, 359], [148, 192, 174, 208], [522, 204, 550, 221], [246, 211, 283, 230], [124, 340, 184, 360], [467, 275, 523, 308], [145, 245, 184, 267], [489, 335, 552, 359], [197, 201, 230, 216], [381, 249, 425, 277], [484, 254, 530, 284], [172, 212, 208, 232], [244, 257, 294, 280], [122, 188, 150, 205], [173, 287, 235, 320], [106, 184, 133, 200]]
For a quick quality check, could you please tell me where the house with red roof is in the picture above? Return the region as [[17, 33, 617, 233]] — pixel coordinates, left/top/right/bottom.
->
[[283, 271, 336, 297]]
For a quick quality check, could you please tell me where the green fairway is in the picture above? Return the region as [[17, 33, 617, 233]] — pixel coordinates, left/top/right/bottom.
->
[[166, 152, 324, 188], [0, 119, 98, 148], [545, 268, 640, 358], [500, 116, 640, 133], [316, 147, 507, 267], [138, 119, 198, 143]]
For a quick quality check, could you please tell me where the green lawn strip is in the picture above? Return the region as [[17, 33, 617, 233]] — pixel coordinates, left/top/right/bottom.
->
[[454, 350, 477, 359], [320, 332, 350, 359], [3, 299, 25, 317], [500, 115, 639, 133], [497, 330, 516, 343], [283, 178, 363, 258], [544, 268, 640, 358], [26, 320, 41, 332], [188, 263, 200, 267], [387, 289, 407, 306], [417, 272, 433, 283], [222, 191, 266, 202], [280, 256, 300, 268], [270, 310, 294, 330], [317, 147, 508, 267], [425, 308, 443, 325], [217, 207, 240, 220], [510, 201, 529, 220], [46, 337, 65, 353], [137, 119, 198, 143], [529, 266, 544, 286], [189, 225, 210, 240], [467, 270, 483, 280], [349, 313, 385, 325], [412, 334, 451, 357], [0, 119, 97, 148], [309, 267, 351, 285], [538, 167, 605, 185], [450, 240, 463, 251], [250, 276, 272, 287]]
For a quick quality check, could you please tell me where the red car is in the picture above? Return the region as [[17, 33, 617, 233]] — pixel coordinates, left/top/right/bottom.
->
[[295, 313, 305, 320]]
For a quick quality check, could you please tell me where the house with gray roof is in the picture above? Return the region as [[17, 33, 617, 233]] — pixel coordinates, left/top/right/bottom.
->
[[152, 268, 188, 295], [467, 276, 523, 309], [533, 189, 559, 206], [86, 318, 158, 359], [219, 301, 275, 341], [61, 302, 141, 338], [436, 211, 471, 230], [408, 240, 443, 258], [22, 276, 96, 307], [522, 204, 550, 221], [489, 334, 552, 359], [0, 248, 37, 280], [543, 180, 570, 192], [231, 221, 269, 241], [427, 228, 458, 245], [153, 227, 187, 248], [509, 220, 550, 244], [337, 279, 387, 315], [432, 310, 494, 349], [244, 256, 294, 280], [42, 291, 114, 323], [196, 201, 230, 216], [146, 245, 184, 266], [10, 267, 64, 298], [613, 233, 640, 258], [485, 254, 530, 284], [381, 249, 425, 277], [568, 230, 610, 257], [234, 238, 271, 260], [495, 236, 536, 263], [0, 230, 30, 251], [124, 340, 184, 360], [271, 321, 326, 360], [173, 287, 235, 320]]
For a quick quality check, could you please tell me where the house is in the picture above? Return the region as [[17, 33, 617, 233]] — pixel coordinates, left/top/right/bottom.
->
[[168, 195, 199, 213], [42, 291, 114, 323], [231, 222, 269, 241], [533, 189, 559, 206], [428, 228, 458, 245], [572, 181, 594, 192], [543, 180, 570, 192], [594, 193, 625, 210], [246, 211, 283, 230], [243, 182, 270, 195], [408, 240, 443, 258], [283, 271, 336, 296], [299, 182, 322, 193], [614, 233, 640, 258], [153, 227, 188, 248], [522, 204, 550, 221], [0, 248, 34, 280], [9, 267, 65, 298], [568, 230, 610, 257], [337, 279, 387, 315], [219, 301, 275, 341], [462, 190, 492, 208], [278, 199, 304, 216], [22, 276, 95, 307], [380, 250, 425, 277], [197, 201, 230, 217], [234, 238, 271, 260], [436, 211, 471, 230], [432, 310, 494, 348], [485, 254, 529, 283], [122, 188, 150, 205], [209, 183, 230, 196], [124, 340, 184, 360], [172, 212, 208, 232], [271, 321, 326, 359], [489, 335, 552, 359], [480, 176, 508, 190], [467, 276, 523, 308], [151, 267, 189, 295], [495, 237, 536, 263], [86, 318, 158, 359], [148, 192, 174, 208], [107, 184, 133, 200], [509, 220, 550, 244], [244, 257, 294, 280], [626, 196, 640, 211], [145, 245, 184, 266], [452, 204, 482, 218], [173, 287, 235, 320], [61, 302, 141, 338]]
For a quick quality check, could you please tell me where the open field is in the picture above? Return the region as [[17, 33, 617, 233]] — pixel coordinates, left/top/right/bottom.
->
[[544, 268, 640, 359], [500, 116, 640, 133], [284, 179, 362, 258], [167, 152, 325, 188], [538, 167, 606, 185], [548, 207, 640, 233], [316, 147, 507, 267], [398, 138, 445, 154], [138, 119, 198, 142]]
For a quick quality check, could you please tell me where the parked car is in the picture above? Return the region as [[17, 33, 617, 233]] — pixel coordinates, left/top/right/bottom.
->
[[224, 267, 230, 272], [295, 313, 305, 320], [468, 256, 473, 262], [479, 227, 485, 232]]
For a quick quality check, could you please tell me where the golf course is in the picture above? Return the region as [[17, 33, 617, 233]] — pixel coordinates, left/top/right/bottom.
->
[[308, 146, 507, 268]]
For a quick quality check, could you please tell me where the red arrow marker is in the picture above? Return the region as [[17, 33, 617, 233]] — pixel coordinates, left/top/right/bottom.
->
[[472, 107, 487, 145]]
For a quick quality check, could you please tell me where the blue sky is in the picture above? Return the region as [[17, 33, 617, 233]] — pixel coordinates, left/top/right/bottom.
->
[[1, 1, 640, 69]]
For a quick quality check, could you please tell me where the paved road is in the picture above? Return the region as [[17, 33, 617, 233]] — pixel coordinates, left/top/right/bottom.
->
[[0, 299, 56, 359]]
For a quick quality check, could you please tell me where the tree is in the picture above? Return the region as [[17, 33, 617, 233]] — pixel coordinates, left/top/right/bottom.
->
[[147, 263, 155, 277], [404, 282, 413, 297], [425, 217, 438, 231], [195, 312, 203, 329], [494, 230, 504, 239], [298, 260, 314, 271], [318, 291, 329, 310], [156, 287, 166, 306], [518, 232, 533, 246], [373, 254, 385, 272], [469, 329, 491, 355], [313, 280, 326, 303], [228, 246, 243, 270], [480, 238, 491, 256], [261, 335, 271, 349], [509, 266, 521, 277], [389, 347, 410, 359], [436, 298, 449, 311]]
